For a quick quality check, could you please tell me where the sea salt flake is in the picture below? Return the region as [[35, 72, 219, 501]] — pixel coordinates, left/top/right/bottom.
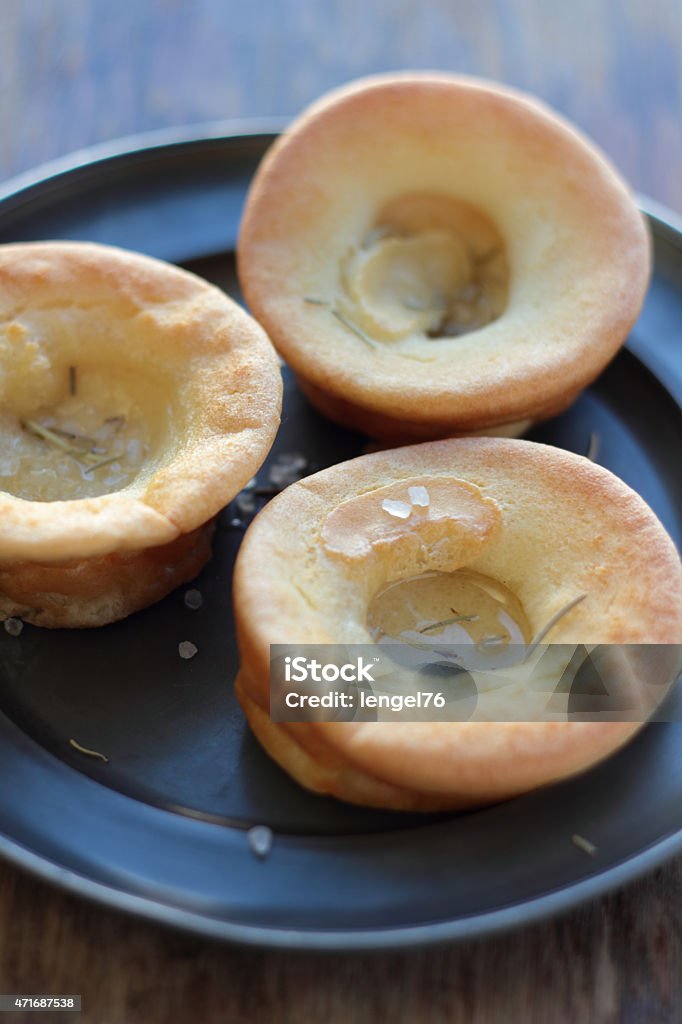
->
[[248, 824, 274, 859], [274, 452, 307, 471], [382, 498, 412, 519], [236, 491, 257, 516], [184, 589, 203, 611], [3, 617, 23, 637], [408, 485, 430, 507], [268, 451, 308, 488], [178, 640, 198, 660]]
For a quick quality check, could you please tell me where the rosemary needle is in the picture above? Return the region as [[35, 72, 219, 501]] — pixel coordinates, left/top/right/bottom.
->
[[50, 427, 98, 448], [305, 294, 378, 348], [22, 419, 119, 471], [82, 452, 122, 475], [69, 738, 109, 763], [68, 365, 77, 396], [526, 594, 588, 658], [331, 308, 379, 349], [419, 614, 477, 634], [22, 419, 84, 456], [572, 833, 597, 856]]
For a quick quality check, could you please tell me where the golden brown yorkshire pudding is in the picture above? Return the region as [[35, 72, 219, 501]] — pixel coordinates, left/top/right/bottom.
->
[[0, 241, 282, 627], [234, 438, 682, 811], [238, 73, 650, 443]]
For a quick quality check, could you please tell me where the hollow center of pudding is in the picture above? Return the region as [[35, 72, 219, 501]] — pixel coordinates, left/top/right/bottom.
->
[[341, 193, 509, 342], [0, 364, 169, 502], [367, 568, 532, 649]]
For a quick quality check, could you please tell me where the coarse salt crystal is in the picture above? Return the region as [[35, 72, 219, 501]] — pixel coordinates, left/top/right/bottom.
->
[[408, 485, 430, 507], [184, 589, 203, 611], [248, 824, 274, 859], [3, 617, 23, 637], [268, 451, 308, 488], [178, 640, 198, 660], [274, 452, 307, 471], [236, 491, 257, 516], [381, 498, 412, 519]]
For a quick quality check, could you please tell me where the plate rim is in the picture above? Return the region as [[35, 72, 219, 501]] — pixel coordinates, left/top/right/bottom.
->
[[0, 123, 681, 951], [2, 823, 682, 953]]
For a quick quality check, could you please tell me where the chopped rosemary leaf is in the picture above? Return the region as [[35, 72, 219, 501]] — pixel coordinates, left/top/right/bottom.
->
[[303, 296, 330, 306], [381, 631, 444, 652], [22, 419, 86, 457], [526, 594, 588, 657], [82, 452, 122, 475], [419, 614, 477, 634], [23, 418, 121, 472], [69, 738, 109, 763], [331, 309, 379, 349], [50, 427, 98, 448], [572, 833, 597, 856], [68, 365, 77, 396]]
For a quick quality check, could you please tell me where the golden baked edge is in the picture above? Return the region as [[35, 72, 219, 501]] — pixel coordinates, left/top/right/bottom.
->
[[0, 242, 283, 627], [238, 73, 650, 440], [233, 438, 682, 810]]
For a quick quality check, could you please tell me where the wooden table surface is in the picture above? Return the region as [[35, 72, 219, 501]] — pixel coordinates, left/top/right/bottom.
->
[[1, 1, 681, 1021]]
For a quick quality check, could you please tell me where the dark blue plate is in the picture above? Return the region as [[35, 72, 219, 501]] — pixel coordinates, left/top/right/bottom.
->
[[0, 126, 680, 950]]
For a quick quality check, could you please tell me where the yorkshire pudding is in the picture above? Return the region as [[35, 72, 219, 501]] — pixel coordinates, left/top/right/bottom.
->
[[234, 438, 682, 811], [0, 241, 281, 627], [238, 73, 650, 442]]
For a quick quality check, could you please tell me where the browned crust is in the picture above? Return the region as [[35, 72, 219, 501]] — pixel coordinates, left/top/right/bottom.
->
[[238, 73, 650, 438], [0, 241, 282, 627], [296, 374, 580, 443], [237, 679, 639, 812], [0, 520, 215, 628], [237, 676, 521, 812], [233, 437, 682, 807]]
